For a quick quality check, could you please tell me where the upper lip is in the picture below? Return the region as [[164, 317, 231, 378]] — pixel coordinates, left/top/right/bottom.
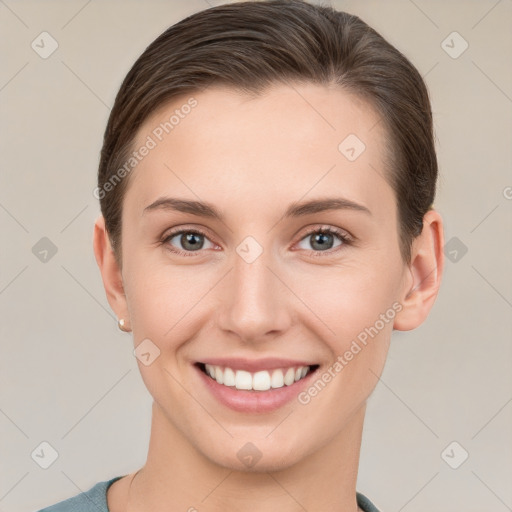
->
[[197, 357, 318, 372]]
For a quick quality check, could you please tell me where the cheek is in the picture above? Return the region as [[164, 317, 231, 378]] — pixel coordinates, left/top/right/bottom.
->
[[123, 235, 402, 355], [123, 256, 215, 344], [293, 261, 400, 349], [294, 269, 398, 424]]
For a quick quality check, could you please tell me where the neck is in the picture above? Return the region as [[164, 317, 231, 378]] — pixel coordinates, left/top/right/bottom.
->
[[128, 401, 366, 512]]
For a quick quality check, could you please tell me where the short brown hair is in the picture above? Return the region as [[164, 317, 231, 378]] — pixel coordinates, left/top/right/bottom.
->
[[97, 0, 437, 266]]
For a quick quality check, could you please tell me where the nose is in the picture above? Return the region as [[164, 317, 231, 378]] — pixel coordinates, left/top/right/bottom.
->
[[217, 248, 292, 343]]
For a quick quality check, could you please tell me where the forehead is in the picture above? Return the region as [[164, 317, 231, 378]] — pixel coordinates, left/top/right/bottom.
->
[[125, 82, 393, 222]]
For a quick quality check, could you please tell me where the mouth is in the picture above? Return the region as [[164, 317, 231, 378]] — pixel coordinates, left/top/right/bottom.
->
[[195, 362, 320, 392]]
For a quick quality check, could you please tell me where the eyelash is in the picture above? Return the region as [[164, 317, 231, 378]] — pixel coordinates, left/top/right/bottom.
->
[[161, 226, 353, 258]]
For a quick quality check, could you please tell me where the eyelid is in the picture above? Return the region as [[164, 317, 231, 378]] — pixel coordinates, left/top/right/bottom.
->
[[161, 224, 354, 257], [161, 225, 219, 256], [291, 225, 353, 256], [161, 224, 216, 241], [295, 224, 354, 244]]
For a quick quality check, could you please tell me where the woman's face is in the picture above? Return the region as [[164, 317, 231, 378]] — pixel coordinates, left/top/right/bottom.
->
[[115, 83, 413, 471]]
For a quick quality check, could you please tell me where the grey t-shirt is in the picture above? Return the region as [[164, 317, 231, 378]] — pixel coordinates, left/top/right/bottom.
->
[[35, 476, 382, 511]]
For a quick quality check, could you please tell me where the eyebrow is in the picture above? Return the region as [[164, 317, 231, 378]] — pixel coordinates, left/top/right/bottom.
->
[[142, 196, 372, 220]]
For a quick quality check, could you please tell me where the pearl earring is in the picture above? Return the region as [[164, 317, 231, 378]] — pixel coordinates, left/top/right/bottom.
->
[[118, 318, 131, 332]]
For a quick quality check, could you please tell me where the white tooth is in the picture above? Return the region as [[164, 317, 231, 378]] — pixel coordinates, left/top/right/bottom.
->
[[271, 369, 284, 388], [284, 367, 295, 386], [253, 370, 271, 391], [235, 370, 253, 390], [223, 367, 236, 386], [205, 365, 309, 391], [205, 364, 215, 378]]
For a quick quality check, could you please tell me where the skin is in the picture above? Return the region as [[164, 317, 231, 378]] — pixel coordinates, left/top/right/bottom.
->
[[94, 83, 444, 512]]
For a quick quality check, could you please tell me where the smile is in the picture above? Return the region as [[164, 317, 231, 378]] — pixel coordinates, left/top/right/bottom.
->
[[197, 362, 320, 391]]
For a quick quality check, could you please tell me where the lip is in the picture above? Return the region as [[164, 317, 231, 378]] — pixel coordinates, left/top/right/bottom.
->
[[194, 362, 319, 413], [197, 357, 316, 372]]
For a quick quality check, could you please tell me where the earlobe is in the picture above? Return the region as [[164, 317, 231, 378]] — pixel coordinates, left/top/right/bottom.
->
[[393, 209, 445, 331], [93, 215, 130, 327]]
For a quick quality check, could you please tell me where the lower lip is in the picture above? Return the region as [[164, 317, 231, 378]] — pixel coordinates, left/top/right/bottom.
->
[[195, 364, 318, 413]]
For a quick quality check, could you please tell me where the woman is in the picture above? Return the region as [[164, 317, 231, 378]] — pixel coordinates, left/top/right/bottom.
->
[[37, 0, 444, 510]]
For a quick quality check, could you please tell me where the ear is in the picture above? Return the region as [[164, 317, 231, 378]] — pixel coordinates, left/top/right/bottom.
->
[[93, 215, 131, 330], [393, 209, 445, 331]]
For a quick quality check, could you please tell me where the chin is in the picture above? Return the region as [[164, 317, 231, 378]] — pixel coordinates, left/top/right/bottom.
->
[[203, 437, 309, 474]]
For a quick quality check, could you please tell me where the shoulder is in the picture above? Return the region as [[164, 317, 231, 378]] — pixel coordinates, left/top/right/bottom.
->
[[35, 479, 378, 512], [357, 491, 382, 512], [34, 476, 124, 512]]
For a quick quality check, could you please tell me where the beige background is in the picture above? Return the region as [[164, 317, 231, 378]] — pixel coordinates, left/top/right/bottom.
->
[[1, 1, 511, 511]]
